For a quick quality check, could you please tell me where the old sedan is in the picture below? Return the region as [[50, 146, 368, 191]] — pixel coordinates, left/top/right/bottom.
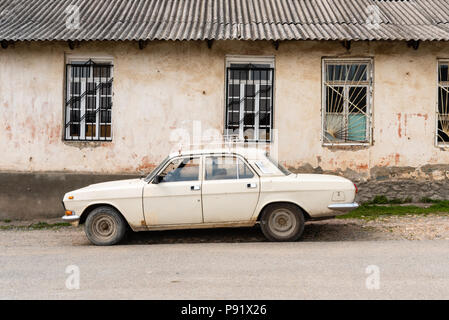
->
[[62, 148, 358, 245]]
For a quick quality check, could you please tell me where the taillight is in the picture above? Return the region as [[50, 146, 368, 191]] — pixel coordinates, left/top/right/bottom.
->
[[354, 183, 358, 194]]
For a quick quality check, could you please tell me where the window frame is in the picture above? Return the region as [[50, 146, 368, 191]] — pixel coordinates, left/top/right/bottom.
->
[[224, 55, 275, 143], [64, 56, 114, 141], [152, 155, 202, 184], [203, 154, 257, 181], [149, 154, 258, 184], [436, 59, 449, 147], [321, 57, 374, 146]]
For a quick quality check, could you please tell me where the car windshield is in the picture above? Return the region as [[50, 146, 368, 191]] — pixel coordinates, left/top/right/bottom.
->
[[144, 156, 169, 182], [265, 153, 291, 176]]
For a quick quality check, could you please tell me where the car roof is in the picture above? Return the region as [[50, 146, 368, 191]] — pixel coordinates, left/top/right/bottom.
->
[[168, 147, 268, 160]]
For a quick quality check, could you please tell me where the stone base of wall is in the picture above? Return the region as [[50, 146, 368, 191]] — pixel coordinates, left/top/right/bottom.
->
[[289, 164, 449, 204], [355, 180, 449, 203], [1, 171, 448, 220], [0, 172, 139, 220]]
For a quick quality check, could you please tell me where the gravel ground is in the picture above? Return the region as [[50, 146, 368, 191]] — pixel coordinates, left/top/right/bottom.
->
[[1, 215, 449, 299], [1, 214, 449, 244], [305, 214, 449, 241]]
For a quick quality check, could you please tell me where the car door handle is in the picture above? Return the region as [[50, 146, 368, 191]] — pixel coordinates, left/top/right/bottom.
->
[[191, 185, 201, 191], [247, 183, 257, 188]]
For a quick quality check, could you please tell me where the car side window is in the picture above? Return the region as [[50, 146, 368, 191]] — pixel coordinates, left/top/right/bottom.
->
[[159, 157, 200, 183], [238, 158, 255, 179], [205, 156, 254, 180]]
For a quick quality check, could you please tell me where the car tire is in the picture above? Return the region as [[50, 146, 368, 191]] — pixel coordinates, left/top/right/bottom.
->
[[84, 206, 127, 246], [260, 203, 305, 242]]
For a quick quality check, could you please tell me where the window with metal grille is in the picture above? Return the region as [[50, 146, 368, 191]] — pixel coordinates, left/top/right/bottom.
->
[[65, 59, 113, 141], [438, 61, 449, 144], [322, 59, 373, 145], [225, 58, 274, 142]]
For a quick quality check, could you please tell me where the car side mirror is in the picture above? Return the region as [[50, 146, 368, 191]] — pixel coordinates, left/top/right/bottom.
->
[[153, 175, 163, 184]]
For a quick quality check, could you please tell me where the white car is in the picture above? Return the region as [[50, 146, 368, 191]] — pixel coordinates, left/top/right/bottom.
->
[[62, 148, 358, 245]]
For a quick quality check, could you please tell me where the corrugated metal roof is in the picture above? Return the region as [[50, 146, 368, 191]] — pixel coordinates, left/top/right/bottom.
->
[[0, 0, 449, 42]]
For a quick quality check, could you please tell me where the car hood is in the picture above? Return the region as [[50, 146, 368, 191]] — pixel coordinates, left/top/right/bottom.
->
[[64, 178, 146, 202], [80, 178, 144, 191]]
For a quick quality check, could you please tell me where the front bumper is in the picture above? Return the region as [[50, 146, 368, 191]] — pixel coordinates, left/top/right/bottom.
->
[[61, 201, 80, 227], [62, 214, 80, 221], [328, 202, 359, 212], [61, 202, 80, 225], [61, 214, 80, 227]]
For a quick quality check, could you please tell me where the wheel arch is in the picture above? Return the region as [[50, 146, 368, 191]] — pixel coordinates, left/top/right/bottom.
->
[[256, 201, 311, 221], [79, 203, 130, 228]]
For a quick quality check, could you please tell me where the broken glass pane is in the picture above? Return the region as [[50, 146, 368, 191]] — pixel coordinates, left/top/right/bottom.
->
[[324, 114, 344, 142]]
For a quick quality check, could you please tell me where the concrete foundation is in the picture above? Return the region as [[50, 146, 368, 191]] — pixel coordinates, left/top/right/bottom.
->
[[0, 172, 138, 220]]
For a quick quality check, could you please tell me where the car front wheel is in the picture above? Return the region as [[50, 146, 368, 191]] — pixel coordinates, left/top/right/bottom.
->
[[85, 206, 127, 246], [260, 203, 305, 242]]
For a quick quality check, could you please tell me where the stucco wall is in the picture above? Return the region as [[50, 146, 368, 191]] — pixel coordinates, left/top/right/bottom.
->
[[1, 40, 449, 218]]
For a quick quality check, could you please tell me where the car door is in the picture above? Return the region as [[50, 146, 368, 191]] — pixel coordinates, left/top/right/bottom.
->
[[201, 154, 260, 223], [143, 156, 203, 226]]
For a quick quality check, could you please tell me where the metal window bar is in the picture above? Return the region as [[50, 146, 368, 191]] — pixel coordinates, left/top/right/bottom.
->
[[64, 60, 113, 141], [225, 66, 274, 142], [323, 61, 372, 144], [438, 62, 449, 144]]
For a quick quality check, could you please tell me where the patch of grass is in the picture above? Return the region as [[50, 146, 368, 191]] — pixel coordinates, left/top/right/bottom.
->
[[28, 222, 71, 229], [338, 200, 449, 220], [0, 221, 71, 230]]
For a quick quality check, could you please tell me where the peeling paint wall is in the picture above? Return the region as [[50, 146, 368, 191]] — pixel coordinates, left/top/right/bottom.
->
[[1, 40, 449, 190]]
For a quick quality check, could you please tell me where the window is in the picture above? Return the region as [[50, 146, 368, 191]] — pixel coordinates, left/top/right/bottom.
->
[[205, 156, 254, 180], [438, 61, 449, 144], [65, 59, 113, 141], [159, 157, 200, 183], [322, 59, 373, 144], [225, 57, 274, 142]]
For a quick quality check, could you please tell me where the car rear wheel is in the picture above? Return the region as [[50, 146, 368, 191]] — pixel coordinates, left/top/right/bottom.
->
[[85, 206, 127, 246], [260, 203, 305, 242]]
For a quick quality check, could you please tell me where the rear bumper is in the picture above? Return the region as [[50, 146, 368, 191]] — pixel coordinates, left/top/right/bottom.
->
[[328, 202, 359, 212]]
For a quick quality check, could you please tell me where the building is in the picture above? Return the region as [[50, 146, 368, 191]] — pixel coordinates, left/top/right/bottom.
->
[[1, 0, 449, 219]]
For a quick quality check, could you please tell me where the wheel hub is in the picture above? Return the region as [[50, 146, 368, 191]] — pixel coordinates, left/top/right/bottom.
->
[[92, 215, 115, 238], [269, 209, 297, 236]]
